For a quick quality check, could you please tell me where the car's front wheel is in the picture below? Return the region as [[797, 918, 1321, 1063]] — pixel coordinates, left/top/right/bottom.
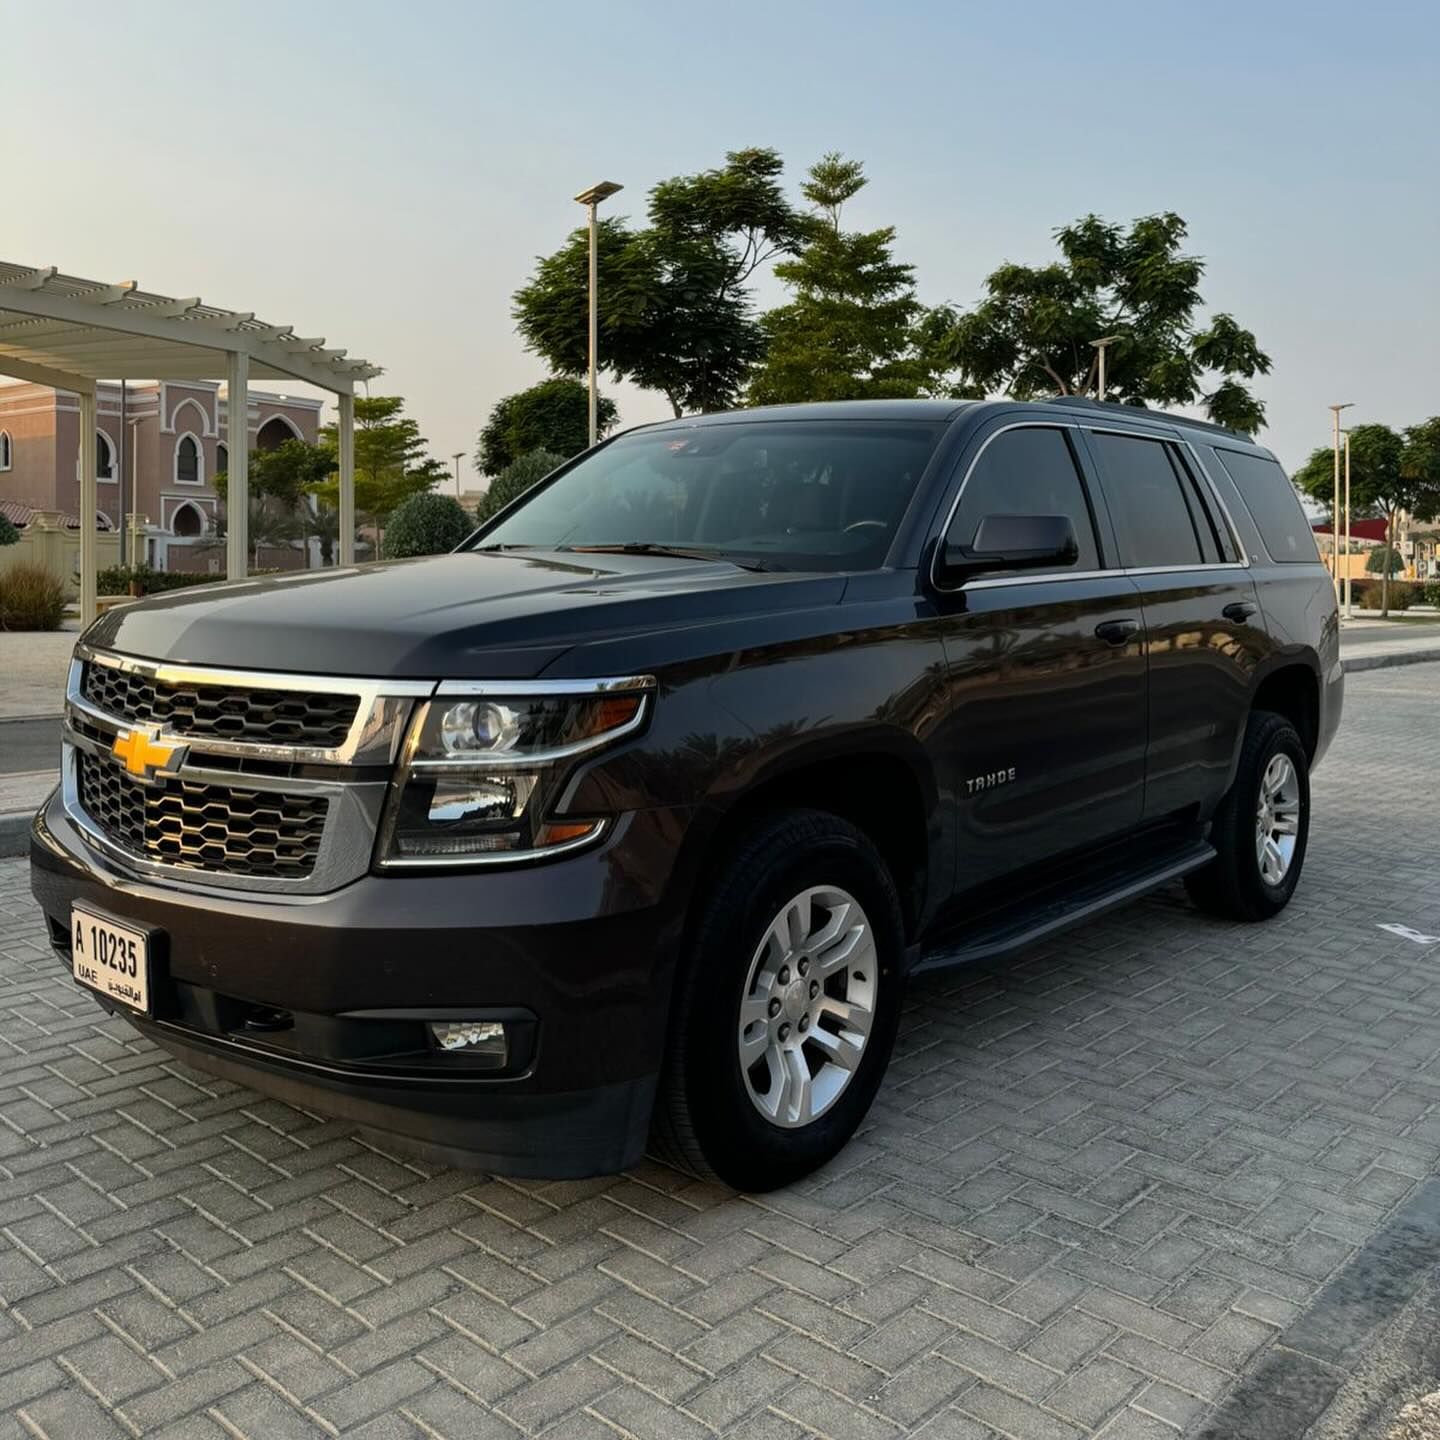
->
[[653, 809, 904, 1191], [1186, 709, 1311, 921]]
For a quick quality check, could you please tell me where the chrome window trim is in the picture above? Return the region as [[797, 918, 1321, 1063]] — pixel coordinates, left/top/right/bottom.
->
[[929, 419, 1254, 595]]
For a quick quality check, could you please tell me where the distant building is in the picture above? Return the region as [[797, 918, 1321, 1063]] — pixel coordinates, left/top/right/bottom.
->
[[0, 380, 322, 571]]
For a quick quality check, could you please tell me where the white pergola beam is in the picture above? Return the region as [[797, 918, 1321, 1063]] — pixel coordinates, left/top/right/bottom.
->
[[78, 386, 98, 622], [226, 351, 249, 581], [337, 392, 356, 567], [0, 353, 99, 394]]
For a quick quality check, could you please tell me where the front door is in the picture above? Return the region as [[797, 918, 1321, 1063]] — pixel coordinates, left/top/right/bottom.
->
[[930, 423, 1148, 895]]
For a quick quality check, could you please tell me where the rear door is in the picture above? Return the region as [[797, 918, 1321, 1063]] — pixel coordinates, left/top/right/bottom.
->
[[931, 422, 1148, 892], [1080, 426, 1268, 821]]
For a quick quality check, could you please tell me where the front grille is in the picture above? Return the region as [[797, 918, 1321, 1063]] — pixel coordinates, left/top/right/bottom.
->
[[81, 662, 358, 749], [77, 751, 329, 879]]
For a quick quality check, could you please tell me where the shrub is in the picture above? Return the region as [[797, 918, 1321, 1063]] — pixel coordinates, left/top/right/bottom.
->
[[97, 564, 222, 595], [0, 562, 67, 630], [1423, 582, 1440, 608], [0, 514, 19, 547], [474, 448, 567, 525], [1366, 545, 1405, 575], [382, 492, 474, 559]]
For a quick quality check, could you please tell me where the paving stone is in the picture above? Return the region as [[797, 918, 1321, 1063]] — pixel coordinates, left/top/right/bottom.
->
[[3, 670, 1440, 1437]]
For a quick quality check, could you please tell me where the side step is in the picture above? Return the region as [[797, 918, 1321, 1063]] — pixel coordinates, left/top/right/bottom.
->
[[913, 838, 1216, 975]]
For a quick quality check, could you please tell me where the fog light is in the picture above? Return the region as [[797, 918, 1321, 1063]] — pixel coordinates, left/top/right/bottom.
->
[[428, 1019, 508, 1063]]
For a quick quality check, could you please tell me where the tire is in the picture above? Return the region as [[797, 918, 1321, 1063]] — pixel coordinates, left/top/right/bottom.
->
[[1185, 709, 1310, 922], [652, 809, 905, 1192]]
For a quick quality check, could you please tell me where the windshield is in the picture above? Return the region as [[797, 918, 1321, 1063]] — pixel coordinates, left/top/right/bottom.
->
[[471, 420, 945, 572]]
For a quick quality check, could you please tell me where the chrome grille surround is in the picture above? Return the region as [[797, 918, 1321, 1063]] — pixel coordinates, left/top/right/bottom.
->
[[62, 645, 435, 896]]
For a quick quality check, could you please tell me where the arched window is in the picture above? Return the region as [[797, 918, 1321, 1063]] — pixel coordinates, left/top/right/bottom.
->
[[256, 415, 301, 451], [216, 442, 229, 475], [171, 502, 204, 537], [97, 431, 115, 481], [175, 434, 202, 485], [0, 431, 10, 471]]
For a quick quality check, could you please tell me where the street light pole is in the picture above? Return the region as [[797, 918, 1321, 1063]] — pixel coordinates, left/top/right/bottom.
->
[[574, 181, 623, 447], [1328, 403, 1353, 602], [1090, 335, 1121, 401], [451, 452, 464, 499], [1343, 429, 1353, 618]]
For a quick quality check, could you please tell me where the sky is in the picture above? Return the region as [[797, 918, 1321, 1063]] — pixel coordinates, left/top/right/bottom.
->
[[3, 0, 1437, 484]]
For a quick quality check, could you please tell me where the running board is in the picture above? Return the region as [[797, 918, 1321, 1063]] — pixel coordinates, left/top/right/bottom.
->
[[913, 839, 1216, 975]]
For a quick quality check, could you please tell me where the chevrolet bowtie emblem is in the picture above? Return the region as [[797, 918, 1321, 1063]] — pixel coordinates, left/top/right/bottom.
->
[[111, 725, 186, 783]]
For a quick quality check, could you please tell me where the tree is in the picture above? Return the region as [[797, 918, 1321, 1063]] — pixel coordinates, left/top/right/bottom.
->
[[513, 148, 805, 416], [474, 449, 567, 525], [476, 378, 618, 476], [1366, 545, 1406, 576], [747, 154, 934, 405], [940, 213, 1272, 433], [1295, 424, 1412, 614], [315, 395, 448, 545], [0, 513, 18, 547], [214, 439, 336, 567], [382, 492, 474, 559]]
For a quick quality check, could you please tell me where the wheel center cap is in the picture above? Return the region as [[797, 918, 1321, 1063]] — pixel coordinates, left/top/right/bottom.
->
[[783, 982, 808, 1022]]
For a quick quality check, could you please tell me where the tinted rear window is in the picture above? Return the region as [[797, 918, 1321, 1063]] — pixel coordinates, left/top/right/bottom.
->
[[1212, 448, 1320, 564], [1089, 431, 1205, 568]]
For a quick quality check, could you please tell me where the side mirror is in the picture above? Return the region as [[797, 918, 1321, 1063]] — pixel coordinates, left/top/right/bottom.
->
[[937, 513, 1079, 585]]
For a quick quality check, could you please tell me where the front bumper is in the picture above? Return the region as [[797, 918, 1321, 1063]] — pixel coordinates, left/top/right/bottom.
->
[[30, 792, 693, 1178]]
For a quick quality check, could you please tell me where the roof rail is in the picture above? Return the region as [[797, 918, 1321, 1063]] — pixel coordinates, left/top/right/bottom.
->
[[1040, 395, 1247, 441]]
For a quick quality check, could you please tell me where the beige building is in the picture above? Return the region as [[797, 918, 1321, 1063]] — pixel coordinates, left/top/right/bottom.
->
[[0, 379, 322, 571]]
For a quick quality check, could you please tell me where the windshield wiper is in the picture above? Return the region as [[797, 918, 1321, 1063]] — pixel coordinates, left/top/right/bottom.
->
[[470, 542, 539, 552], [559, 543, 777, 572]]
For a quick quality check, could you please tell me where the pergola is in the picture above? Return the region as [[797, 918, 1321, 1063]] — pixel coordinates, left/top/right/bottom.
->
[[0, 261, 381, 618]]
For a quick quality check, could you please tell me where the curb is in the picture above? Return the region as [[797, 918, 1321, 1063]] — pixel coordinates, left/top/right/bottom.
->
[[1341, 647, 1440, 674], [0, 812, 31, 859]]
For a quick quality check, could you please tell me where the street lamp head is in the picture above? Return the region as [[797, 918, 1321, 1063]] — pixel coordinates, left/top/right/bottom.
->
[[1328, 402, 1355, 413], [574, 181, 624, 207], [1090, 335, 1122, 349]]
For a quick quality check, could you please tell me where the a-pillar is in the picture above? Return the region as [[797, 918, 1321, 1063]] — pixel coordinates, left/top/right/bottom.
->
[[337, 390, 355, 565], [78, 386, 97, 622], [226, 350, 249, 579]]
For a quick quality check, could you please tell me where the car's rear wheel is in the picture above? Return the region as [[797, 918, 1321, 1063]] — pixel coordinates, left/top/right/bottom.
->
[[1186, 709, 1310, 921], [653, 809, 904, 1191]]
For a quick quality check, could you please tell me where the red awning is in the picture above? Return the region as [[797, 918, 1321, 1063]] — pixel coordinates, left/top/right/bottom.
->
[[1312, 518, 1388, 542]]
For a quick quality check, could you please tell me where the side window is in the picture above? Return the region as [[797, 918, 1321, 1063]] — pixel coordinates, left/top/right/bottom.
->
[[1212, 448, 1321, 564], [1089, 432, 1205, 569], [949, 427, 1101, 572], [1171, 447, 1239, 562]]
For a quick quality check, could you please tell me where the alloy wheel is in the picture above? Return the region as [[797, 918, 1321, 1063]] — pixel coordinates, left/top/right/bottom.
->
[[736, 885, 877, 1129], [1255, 752, 1301, 886]]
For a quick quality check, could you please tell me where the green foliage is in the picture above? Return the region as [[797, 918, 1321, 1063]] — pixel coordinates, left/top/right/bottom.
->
[[382, 493, 474, 559], [97, 564, 224, 595], [938, 212, 1271, 432], [0, 561, 67, 630], [317, 395, 449, 531], [0, 514, 19, 547], [474, 449, 567, 525], [513, 149, 805, 416], [214, 438, 339, 566], [748, 154, 937, 405], [477, 378, 618, 476], [1366, 545, 1406, 575]]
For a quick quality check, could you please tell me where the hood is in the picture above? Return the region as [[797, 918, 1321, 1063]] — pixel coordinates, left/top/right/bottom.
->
[[85, 551, 847, 679]]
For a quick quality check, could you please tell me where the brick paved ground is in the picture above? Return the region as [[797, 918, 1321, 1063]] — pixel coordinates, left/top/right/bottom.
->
[[2, 666, 1438, 1440]]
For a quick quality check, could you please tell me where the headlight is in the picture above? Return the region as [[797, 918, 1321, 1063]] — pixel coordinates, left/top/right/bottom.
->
[[377, 679, 654, 866]]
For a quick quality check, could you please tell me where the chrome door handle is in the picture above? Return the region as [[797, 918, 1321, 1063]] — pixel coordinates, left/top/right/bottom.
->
[[1094, 619, 1140, 645], [1223, 601, 1258, 623]]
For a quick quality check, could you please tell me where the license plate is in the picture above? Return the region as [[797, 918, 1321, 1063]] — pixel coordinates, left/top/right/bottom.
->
[[70, 906, 151, 1015]]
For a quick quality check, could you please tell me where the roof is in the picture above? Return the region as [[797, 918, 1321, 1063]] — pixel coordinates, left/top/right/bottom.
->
[[1313, 518, 1389, 542], [1, 498, 113, 530], [0, 261, 380, 394], [638, 399, 976, 429]]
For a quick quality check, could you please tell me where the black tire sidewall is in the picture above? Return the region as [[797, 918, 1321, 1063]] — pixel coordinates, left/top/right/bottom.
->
[[682, 816, 904, 1190]]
